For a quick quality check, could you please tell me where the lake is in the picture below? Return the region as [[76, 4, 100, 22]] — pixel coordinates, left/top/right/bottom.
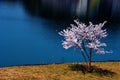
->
[[0, 0, 120, 67]]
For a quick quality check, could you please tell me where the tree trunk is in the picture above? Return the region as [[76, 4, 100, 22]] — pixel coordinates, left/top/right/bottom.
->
[[87, 48, 92, 72], [87, 59, 91, 72]]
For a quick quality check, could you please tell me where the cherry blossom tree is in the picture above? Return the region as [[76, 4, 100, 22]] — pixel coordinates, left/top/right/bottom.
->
[[59, 20, 109, 71]]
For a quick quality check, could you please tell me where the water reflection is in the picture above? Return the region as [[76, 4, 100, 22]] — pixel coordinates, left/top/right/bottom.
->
[[111, 0, 120, 21], [21, 0, 120, 22], [0, 0, 17, 2], [75, 0, 88, 20]]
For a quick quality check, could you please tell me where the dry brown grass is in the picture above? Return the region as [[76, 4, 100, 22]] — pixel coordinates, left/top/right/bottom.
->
[[0, 62, 120, 80]]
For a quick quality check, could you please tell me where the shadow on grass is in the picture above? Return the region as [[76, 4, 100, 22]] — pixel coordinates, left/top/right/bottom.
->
[[69, 64, 116, 77]]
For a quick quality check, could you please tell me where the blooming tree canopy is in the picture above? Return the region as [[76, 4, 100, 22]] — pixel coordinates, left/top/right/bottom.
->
[[59, 20, 107, 54], [59, 20, 110, 71]]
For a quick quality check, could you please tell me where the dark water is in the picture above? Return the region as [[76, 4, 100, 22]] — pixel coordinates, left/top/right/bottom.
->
[[0, 0, 120, 67]]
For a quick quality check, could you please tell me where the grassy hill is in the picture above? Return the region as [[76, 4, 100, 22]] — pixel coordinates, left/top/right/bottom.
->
[[0, 62, 120, 80]]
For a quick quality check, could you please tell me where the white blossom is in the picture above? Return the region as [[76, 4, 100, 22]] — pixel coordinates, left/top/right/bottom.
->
[[59, 20, 109, 54]]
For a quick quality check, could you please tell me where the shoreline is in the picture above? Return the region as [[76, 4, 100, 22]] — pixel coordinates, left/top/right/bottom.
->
[[0, 60, 120, 68]]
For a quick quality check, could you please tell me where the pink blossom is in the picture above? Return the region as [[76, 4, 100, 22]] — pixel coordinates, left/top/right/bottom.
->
[[59, 20, 109, 54]]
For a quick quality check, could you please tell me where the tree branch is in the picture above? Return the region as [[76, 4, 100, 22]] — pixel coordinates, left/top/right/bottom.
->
[[82, 41, 89, 58], [73, 42, 88, 64]]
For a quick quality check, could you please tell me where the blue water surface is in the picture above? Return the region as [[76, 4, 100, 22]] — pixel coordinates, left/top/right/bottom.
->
[[0, 1, 120, 67]]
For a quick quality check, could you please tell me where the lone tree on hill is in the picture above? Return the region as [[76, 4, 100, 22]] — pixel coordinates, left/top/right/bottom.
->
[[59, 20, 110, 71]]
